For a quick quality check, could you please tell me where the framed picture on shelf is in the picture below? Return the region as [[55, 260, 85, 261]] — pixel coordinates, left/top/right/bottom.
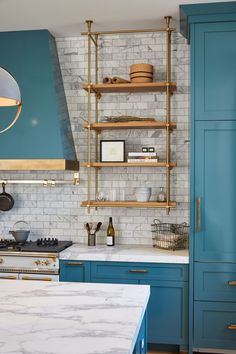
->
[[100, 140, 125, 162]]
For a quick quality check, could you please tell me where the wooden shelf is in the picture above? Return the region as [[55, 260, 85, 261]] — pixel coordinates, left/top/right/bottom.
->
[[81, 201, 177, 209], [83, 120, 177, 132], [82, 82, 177, 94], [81, 162, 176, 168]]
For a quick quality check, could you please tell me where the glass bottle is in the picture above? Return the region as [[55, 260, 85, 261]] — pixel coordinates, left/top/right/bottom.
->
[[107, 217, 115, 246], [158, 187, 166, 202]]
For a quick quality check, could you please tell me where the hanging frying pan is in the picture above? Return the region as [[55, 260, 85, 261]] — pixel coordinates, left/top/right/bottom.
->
[[0, 183, 14, 211]]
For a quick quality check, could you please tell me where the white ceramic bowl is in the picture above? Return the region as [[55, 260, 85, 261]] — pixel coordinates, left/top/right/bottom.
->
[[135, 187, 152, 202]]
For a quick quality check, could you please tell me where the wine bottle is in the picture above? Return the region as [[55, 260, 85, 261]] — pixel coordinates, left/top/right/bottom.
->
[[107, 217, 115, 246]]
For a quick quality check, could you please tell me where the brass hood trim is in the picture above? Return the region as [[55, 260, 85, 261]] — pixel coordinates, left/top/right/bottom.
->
[[0, 159, 79, 171]]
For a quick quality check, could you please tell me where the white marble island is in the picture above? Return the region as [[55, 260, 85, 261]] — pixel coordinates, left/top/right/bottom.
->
[[0, 280, 149, 354]]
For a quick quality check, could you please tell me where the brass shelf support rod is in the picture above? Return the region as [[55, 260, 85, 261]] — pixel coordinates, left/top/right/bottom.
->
[[95, 33, 100, 206], [165, 15, 172, 215], [86, 19, 93, 213]]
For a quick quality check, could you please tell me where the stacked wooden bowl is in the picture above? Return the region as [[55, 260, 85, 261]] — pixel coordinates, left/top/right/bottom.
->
[[130, 63, 153, 83]]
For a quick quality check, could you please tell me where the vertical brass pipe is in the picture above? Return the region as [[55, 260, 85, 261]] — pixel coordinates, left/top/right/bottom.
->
[[86, 20, 93, 213], [165, 16, 172, 215], [95, 34, 99, 204]]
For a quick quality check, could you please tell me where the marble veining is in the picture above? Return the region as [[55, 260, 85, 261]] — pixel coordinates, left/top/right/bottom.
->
[[0, 280, 149, 354], [60, 244, 189, 264]]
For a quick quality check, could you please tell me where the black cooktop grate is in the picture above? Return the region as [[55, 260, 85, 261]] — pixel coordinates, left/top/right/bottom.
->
[[0, 239, 72, 253]]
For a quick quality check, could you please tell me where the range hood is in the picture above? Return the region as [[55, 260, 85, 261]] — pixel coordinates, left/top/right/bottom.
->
[[0, 30, 79, 171]]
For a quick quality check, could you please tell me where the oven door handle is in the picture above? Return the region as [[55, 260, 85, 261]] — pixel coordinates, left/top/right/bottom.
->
[[0, 275, 17, 280], [21, 276, 53, 281]]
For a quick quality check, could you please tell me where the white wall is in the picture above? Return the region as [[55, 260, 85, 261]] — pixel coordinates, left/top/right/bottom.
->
[[0, 31, 190, 245]]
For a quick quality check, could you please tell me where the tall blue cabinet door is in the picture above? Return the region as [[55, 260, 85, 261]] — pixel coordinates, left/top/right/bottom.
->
[[194, 22, 236, 121], [195, 121, 236, 262]]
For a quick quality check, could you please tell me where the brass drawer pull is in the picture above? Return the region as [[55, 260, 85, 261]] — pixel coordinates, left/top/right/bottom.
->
[[65, 261, 83, 266], [21, 276, 52, 281], [227, 281, 236, 286], [0, 275, 17, 280], [227, 324, 236, 330], [129, 269, 148, 273], [196, 196, 201, 232]]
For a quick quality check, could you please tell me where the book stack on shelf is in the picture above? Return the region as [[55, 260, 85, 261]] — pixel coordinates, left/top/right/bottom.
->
[[127, 152, 159, 163]]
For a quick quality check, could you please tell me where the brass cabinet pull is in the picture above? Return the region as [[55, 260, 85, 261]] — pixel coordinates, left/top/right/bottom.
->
[[129, 269, 148, 273], [0, 275, 17, 280], [227, 324, 236, 330], [21, 276, 52, 281], [196, 196, 201, 232], [227, 281, 236, 286], [65, 261, 83, 266]]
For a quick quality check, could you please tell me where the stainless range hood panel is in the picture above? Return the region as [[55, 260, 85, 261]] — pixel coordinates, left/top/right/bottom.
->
[[0, 30, 78, 171]]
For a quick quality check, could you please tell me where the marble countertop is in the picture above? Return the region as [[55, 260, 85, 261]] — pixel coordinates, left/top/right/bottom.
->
[[0, 280, 150, 354], [60, 244, 189, 264]]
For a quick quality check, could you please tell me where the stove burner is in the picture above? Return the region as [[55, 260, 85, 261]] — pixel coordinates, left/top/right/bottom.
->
[[36, 238, 59, 247], [0, 239, 16, 248], [0, 239, 26, 250]]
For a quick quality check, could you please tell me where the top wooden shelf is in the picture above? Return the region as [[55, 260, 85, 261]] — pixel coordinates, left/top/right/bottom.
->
[[83, 120, 177, 131], [82, 82, 177, 94]]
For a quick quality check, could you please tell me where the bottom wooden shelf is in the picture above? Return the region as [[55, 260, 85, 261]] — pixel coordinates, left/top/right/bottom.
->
[[81, 201, 176, 208]]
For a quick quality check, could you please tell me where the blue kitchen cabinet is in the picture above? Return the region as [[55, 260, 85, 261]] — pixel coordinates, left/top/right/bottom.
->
[[60, 260, 90, 282], [180, 3, 236, 353], [194, 120, 236, 263], [195, 262, 236, 302], [194, 302, 236, 350], [90, 261, 188, 348], [140, 279, 188, 346], [194, 22, 236, 122]]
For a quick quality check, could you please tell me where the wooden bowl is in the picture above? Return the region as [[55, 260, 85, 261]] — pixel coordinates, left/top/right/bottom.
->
[[130, 72, 153, 79], [131, 76, 153, 83], [130, 63, 153, 74]]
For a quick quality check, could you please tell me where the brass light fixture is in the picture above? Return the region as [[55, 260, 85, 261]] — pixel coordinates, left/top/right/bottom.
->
[[0, 66, 22, 133]]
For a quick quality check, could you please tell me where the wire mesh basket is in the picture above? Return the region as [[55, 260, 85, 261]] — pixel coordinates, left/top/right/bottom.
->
[[151, 219, 189, 250]]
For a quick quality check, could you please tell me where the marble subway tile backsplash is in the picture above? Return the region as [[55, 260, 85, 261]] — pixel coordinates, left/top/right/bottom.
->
[[0, 31, 190, 245]]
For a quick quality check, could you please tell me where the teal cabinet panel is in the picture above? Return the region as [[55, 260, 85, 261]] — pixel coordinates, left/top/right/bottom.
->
[[194, 301, 236, 350], [133, 313, 147, 354], [140, 280, 188, 346], [91, 261, 188, 347], [194, 121, 236, 262], [195, 263, 236, 302], [59, 260, 90, 282], [91, 261, 188, 282], [194, 22, 236, 121]]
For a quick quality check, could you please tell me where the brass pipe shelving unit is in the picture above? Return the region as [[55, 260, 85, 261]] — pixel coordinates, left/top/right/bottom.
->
[[82, 17, 176, 214]]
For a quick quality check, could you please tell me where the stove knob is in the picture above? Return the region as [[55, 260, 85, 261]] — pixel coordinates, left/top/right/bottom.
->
[[44, 260, 50, 266], [35, 260, 41, 266], [0, 258, 3, 264]]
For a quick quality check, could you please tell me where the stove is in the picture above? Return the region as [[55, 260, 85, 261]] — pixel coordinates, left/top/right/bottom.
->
[[0, 238, 72, 281], [0, 238, 72, 253]]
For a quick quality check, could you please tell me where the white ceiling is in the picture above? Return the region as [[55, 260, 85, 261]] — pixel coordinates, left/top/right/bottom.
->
[[0, 0, 233, 37]]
